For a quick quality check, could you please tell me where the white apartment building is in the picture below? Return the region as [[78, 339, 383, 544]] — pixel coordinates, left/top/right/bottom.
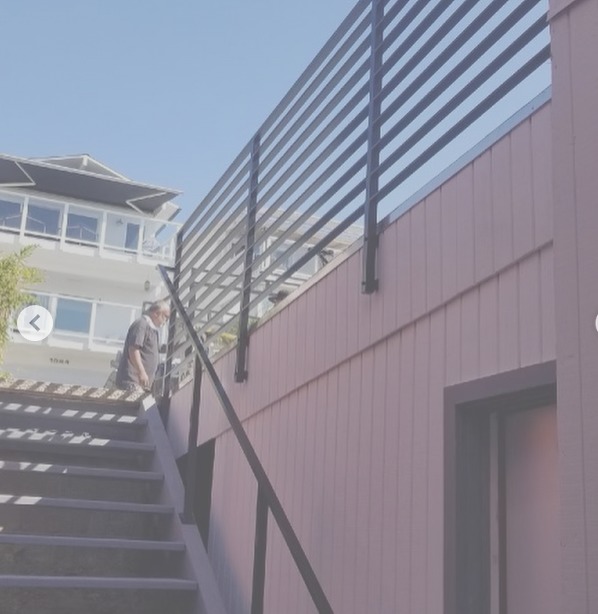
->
[[0, 153, 181, 386]]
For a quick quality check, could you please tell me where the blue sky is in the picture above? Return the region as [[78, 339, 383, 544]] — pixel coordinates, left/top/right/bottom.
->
[[0, 1, 357, 216]]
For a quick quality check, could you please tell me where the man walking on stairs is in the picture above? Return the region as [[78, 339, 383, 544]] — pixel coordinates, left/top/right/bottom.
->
[[116, 300, 171, 392]]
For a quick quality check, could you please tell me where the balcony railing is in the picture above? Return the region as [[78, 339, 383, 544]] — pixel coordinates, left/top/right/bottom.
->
[[0, 192, 180, 263], [16, 292, 145, 352]]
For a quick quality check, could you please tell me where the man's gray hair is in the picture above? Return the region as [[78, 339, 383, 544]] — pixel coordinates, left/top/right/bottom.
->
[[147, 300, 170, 314]]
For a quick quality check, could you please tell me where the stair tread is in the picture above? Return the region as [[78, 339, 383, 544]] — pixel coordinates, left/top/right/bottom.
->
[[0, 534, 185, 551], [0, 404, 147, 427], [0, 575, 197, 590], [0, 460, 163, 481], [0, 430, 154, 453], [0, 493, 173, 514]]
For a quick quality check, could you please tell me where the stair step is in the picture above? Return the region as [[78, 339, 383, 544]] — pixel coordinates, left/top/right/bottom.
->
[[0, 493, 172, 514], [0, 429, 154, 469], [0, 494, 173, 539], [0, 460, 163, 502], [0, 535, 186, 577], [0, 403, 147, 441], [0, 534, 185, 551], [0, 577, 197, 614], [0, 575, 197, 590]]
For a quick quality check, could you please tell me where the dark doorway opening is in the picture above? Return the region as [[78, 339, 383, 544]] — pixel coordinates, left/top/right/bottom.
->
[[444, 362, 557, 614], [177, 438, 216, 547]]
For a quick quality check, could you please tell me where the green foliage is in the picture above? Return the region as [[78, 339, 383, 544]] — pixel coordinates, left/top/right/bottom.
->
[[0, 246, 42, 363]]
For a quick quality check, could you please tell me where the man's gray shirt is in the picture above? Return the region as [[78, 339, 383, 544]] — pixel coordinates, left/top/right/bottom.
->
[[116, 316, 160, 388]]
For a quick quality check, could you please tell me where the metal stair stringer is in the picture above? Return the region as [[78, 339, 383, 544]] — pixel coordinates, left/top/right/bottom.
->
[[141, 396, 227, 614]]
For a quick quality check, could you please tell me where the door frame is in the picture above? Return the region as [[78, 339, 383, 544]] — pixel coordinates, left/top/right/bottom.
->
[[443, 361, 557, 614]]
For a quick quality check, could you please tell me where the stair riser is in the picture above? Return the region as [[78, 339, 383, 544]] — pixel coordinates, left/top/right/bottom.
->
[[0, 506, 171, 540], [0, 413, 145, 442], [0, 588, 195, 614], [0, 471, 161, 503], [0, 544, 184, 578]]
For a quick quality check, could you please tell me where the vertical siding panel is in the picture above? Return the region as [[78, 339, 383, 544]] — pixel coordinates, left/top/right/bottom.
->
[[321, 370, 339, 592], [370, 238, 385, 344], [540, 247, 556, 361], [381, 220, 399, 335], [304, 285, 317, 383], [311, 377, 328, 568], [277, 310, 289, 400], [291, 385, 309, 609], [258, 323, 272, 411], [381, 333, 400, 611], [286, 301, 298, 393], [498, 266, 520, 372], [551, 14, 588, 611], [445, 298, 462, 386], [427, 309, 446, 613], [511, 119, 535, 258], [357, 284, 373, 353], [461, 288, 480, 383], [441, 179, 458, 302], [518, 253, 542, 367], [395, 212, 412, 328], [570, 5, 598, 600], [314, 281, 328, 377], [335, 259, 349, 363], [456, 165, 476, 290], [266, 403, 282, 613], [294, 294, 308, 390], [279, 395, 296, 611], [411, 318, 430, 614], [285, 388, 302, 609], [269, 317, 282, 405], [342, 356, 363, 613], [396, 326, 415, 609], [332, 361, 351, 607], [410, 204, 427, 316], [325, 270, 338, 372], [491, 136, 515, 270], [248, 325, 264, 415], [355, 348, 374, 613], [479, 277, 499, 377], [368, 341, 387, 611], [531, 104, 553, 248], [425, 190, 443, 311], [345, 254, 360, 358], [473, 150, 494, 281]]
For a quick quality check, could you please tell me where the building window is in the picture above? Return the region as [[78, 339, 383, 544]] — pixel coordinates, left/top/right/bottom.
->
[[54, 298, 92, 334], [26, 203, 61, 236], [0, 198, 22, 230], [66, 212, 99, 243], [125, 223, 140, 250]]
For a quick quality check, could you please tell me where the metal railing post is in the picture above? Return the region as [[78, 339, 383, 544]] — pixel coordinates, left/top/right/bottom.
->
[[235, 133, 261, 382], [251, 485, 268, 614], [362, 0, 384, 294], [181, 354, 202, 524], [161, 232, 183, 422]]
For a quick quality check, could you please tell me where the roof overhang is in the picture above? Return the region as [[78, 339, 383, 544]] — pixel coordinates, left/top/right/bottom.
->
[[0, 154, 180, 215]]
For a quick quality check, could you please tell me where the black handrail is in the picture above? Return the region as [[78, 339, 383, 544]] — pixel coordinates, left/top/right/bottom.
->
[[158, 264, 334, 614]]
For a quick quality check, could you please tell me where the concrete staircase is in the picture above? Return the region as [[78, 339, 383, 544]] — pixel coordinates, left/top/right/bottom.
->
[[0, 389, 224, 614]]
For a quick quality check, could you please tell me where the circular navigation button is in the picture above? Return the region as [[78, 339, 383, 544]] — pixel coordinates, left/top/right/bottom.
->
[[17, 305, 54, 342]]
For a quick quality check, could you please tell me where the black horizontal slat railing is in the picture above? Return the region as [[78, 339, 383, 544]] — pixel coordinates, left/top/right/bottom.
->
[[161, 1, 551, 605], [165, 0, 550, 382]]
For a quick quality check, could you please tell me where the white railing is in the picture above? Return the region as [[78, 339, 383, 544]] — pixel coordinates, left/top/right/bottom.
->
[[0, 190, 180, 263]]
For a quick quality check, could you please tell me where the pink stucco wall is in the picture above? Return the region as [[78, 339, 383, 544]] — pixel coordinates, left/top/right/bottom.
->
[[170, 102, 557, 612]]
